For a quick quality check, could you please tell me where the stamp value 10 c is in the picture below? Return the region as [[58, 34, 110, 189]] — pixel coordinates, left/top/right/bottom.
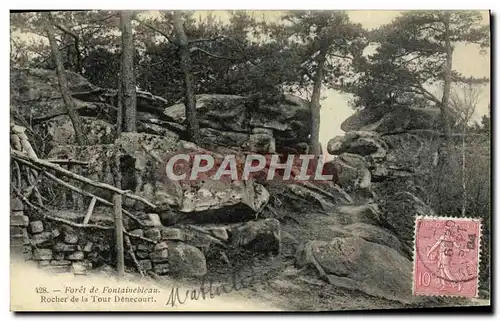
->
[[413, 216, 482, 298]]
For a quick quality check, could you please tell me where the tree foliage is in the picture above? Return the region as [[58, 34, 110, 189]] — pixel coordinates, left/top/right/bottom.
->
[[346, 10, 489, 112]]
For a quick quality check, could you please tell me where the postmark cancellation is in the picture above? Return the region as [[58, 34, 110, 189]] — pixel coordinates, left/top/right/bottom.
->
[[413, 216, 482, 298]]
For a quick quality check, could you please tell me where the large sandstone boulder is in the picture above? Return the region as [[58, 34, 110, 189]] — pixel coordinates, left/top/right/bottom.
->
[[166, 94, 309, 134], [341, 106, 443, 134], [327, 153, 371, 191], [328, 129, 440, 182], [47, 132, 269, 223], [167, 242, 207, 277], [230, 218, 281, 254], [295, 236, 416, 303], [164, 94, 249, 132], [342, 223, 411, 258], [165, 94, 311, 152], [327, 131, 388, 159]]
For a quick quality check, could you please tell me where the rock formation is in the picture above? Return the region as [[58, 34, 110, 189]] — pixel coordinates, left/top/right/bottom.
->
[[291, 105, 445, 303], [10, 68, 461, 307], [10, 68, 312, 155]]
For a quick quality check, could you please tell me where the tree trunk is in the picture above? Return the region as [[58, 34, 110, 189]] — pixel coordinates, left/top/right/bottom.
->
[[461, 123, 467, 217], [44, 13, 88, 146], [120, 11, 137, 133], [173, 11, 200, 144], [116, 71, 123, 136], [441, 12, 453, 143], [54, 23, 82, 74], [113, 192, 125, 279], [309, 50, 327, 156]]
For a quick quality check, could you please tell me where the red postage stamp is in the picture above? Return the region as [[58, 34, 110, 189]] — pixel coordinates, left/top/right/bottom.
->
[[413, 216, 482, 298]]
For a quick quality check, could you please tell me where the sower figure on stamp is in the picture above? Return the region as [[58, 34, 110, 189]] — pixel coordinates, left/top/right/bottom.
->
[[426, 225, 470, 291]]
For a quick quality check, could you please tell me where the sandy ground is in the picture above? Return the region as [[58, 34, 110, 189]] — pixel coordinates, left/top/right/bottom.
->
[[11, 205, 491, 314]]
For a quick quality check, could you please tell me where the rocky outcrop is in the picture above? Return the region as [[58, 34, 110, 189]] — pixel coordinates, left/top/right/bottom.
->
[[166, 242, 207, 277], [326, 107, 440, 240], [11, 68, 311, 154], [288, 106, 443, 302], [341, 105, 443, 134], [328, 120, 440, 185]]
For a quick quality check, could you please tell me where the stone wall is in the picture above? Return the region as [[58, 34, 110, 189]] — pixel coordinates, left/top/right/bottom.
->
[[10, 194, 281, 278], [11, 196, 93, 275]]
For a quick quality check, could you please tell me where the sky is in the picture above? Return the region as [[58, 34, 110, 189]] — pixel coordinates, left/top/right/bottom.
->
[[191, 10, 491, 149], [11, 10, 491, 150]]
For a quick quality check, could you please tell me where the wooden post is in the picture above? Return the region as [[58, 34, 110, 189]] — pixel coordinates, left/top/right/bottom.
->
[[113, 193, 125, 279], [83, 197, 97, 225]]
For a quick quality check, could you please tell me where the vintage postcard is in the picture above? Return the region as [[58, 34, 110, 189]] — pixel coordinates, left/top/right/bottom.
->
[[9, 9, 491, 312]]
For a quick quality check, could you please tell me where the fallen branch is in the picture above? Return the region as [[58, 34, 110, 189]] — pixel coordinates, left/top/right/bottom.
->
[[125, 235, 145, 277], [11, 149, 157, 209], [14, 156, 143, 226], [45, 214, 112, 230], [14, 187, 42, 211], [43, 171, 142, 226], [123, 230, 157, 244], [15, 189, 111, 230], [16, 186, 158, 246], [47, 159, 89, 166]]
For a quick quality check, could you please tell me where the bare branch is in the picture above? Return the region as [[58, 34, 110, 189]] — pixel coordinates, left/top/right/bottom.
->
[[13, 156, 144, 227], [189, 46, 240, 60], [11, 149, 158, 209], [133, 17, 178, 46], [188, 36, 224, 44]]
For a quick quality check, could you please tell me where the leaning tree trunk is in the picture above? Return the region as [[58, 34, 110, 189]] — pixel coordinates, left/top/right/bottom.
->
[[173, 11, 200, 144], [309, 50, 327, 156], [120, 11, 137, 133], [44, 13, 88, 146], [54, 23, 82, 74]]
